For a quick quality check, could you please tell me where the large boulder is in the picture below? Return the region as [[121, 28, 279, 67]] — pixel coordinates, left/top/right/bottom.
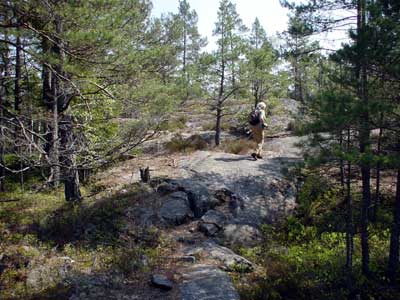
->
[[179, 264, 240, 300], [160, 192, 193, 225]]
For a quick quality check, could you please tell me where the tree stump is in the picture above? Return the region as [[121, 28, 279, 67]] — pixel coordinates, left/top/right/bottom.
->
[[140, 167, 150, 183]]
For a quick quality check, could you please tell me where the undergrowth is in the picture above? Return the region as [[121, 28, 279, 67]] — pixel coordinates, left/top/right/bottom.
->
[[0, 184, 166, 299], [233, 175, 399, 300]]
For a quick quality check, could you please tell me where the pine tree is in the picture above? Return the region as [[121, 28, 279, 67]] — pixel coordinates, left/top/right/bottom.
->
[[176, 0, 206, 100], [246, 18, 276, 108], [212, 0, 246, 146]]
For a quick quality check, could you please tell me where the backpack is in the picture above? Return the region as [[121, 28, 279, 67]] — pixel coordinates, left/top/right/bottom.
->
[[248, 109, 261, 126]]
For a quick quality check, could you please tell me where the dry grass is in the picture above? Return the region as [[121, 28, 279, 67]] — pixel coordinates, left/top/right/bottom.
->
[[219, 139, 256, 155], [165, 134, 209, 153]]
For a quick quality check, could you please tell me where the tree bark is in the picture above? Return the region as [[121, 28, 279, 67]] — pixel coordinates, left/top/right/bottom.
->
[[373, 124, 383, 221], [215, 29, 225, 146], [14, 34, 24, 190], [14, 35, 22, 112], [0, 32, 11, 192], [60, 115, 81, 202], [357, 0, 371, 276], [0, 94, 5, 192], [388, 168, 400, 281], [345, 128, 354, 274]]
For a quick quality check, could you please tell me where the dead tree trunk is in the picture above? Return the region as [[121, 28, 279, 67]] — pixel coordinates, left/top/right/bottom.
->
[[140, 167, 150, 183]]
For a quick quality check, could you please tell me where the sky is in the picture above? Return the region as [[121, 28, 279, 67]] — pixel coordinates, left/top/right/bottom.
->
[[151, 0, 351, 52], [151, 0, 291, 51]]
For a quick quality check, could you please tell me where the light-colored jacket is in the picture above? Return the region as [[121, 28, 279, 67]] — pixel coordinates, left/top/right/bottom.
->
[[255, 108, 267, 128]]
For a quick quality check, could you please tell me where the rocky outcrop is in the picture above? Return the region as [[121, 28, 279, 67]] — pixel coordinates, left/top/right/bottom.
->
[[179, 264, 240, 300], [170, 179, 220, 218], [198, 210, 225, 237], [160, 192, 193, 225], [177, 149, 298, 246]]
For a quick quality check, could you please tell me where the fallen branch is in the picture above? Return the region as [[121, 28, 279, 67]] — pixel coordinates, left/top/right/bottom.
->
[[0, 199, 21, 203]]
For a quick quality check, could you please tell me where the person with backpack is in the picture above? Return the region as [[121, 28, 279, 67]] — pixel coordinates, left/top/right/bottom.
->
[[248, 101, 267, 160]]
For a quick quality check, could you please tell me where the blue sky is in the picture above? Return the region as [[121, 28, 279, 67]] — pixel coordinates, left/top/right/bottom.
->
[[151, 0, 351, 51], [151, 0, 290, 51]]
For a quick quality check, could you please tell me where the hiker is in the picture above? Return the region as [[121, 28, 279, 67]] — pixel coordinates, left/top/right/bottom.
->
[[249, 101, 267, 160]]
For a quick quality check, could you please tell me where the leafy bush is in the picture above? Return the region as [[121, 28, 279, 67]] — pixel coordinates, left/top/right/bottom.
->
[[296, 175, 339, 223]]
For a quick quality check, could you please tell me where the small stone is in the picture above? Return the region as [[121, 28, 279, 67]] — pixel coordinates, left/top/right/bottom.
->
[[151, 274, 173, 290], [199, 223, 219, 237]]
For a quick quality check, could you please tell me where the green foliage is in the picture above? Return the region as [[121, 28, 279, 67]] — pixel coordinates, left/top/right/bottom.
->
[[296, 175, 338, 223]]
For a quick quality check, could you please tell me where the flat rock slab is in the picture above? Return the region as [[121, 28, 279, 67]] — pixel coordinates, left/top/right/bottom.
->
[[179, 264, 240, 300], [178, 148, 300, 231]]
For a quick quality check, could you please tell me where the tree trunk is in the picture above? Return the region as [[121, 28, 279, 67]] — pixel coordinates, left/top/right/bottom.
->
[[339, 131, 345, 188], [357, 0, 371, 276], [215, 106, 222, 146], [42, 36, 60, 186], [0, 32, 11, 192], [14, 34, 24, 190], [60, 115, 81, 202], [0, 94, 5, 192], [388, 168, 400, 281], [345, 128, 354, 274], [373, 124, 383, 221], [14, 35, 22, 112], [215, 34, 225, 146]]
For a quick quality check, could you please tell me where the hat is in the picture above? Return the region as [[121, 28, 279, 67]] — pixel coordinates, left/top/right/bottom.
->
[[256, 102, 266, 110]]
